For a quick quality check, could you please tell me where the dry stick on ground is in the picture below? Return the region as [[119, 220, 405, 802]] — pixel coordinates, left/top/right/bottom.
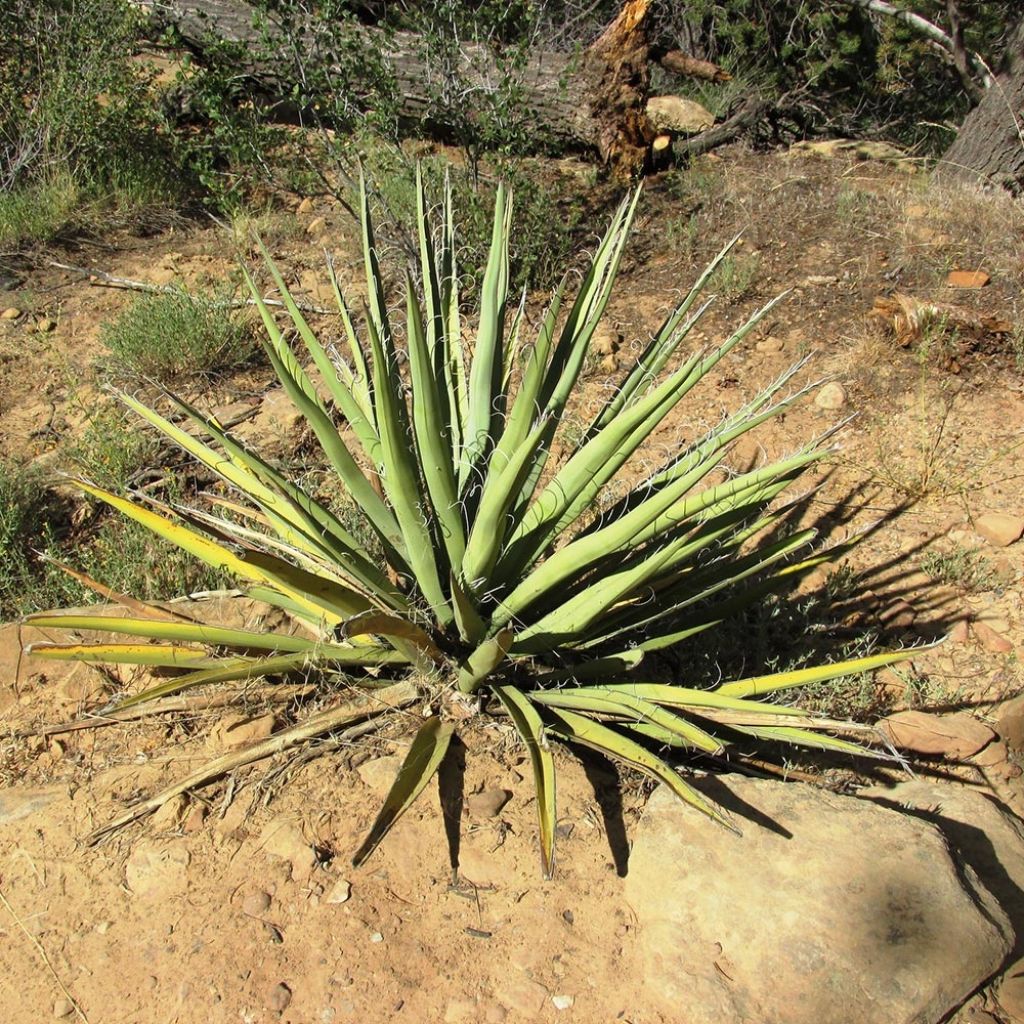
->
[[671, 95, 772, 161], [45, 260, 333, 315], [22, 684, 318, 739], [0, 886, 90, 1024], [85, 680, 419, 843]]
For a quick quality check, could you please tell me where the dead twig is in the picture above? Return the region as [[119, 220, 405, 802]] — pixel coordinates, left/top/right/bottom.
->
[[45, 260, 333, 315], [0, 885, 90, 1023], [85, 680, 419, 844], [20, 684, 318, 739]]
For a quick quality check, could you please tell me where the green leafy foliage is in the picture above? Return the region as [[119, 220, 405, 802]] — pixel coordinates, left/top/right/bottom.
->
[[0, 0, 184, 244], [27, 173, 918, 872]]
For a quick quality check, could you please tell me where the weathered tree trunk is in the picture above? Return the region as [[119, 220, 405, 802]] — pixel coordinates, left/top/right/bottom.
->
[[130, 0, 658, 174], [941, 18, 1024, 193]]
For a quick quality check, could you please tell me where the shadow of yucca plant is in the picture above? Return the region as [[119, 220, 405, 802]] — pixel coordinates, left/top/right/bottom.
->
[[26, 171, 916, 876]]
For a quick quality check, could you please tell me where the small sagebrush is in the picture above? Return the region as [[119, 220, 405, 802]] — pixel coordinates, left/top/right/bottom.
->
[[100, 288, 256, 383]]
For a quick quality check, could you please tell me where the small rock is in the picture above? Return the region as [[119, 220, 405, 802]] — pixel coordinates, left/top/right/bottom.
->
[[946, 269, 990, 289], [814, 382, 847, 410], [57, 672, 109, 707], [998, 696, 1024, 752], [356, 756, 401, 796], [125, 840, 191, 898], [325, 878, 351, 904], [646, 95, 714, 134], [755, 336, 784, 354], [268, 983, 292, 1013], [879, 710, 995, 758], [493, 974, 549, 1016], [552, 995, 574, 1011], [879, 598, 915, 630], [948, 619, 971, 643], [998, 956, 1024, 1021], [874, 668, 905, 696], [243, 891, 272, 916], [260, 819, 317, 881], [370, 931, 384, 943], [36, 317, 56, 333], [151, 794, 189, 831], [297, 197, 315, 215], [210, 712, 277, 750], [973, 740, 1010, 768], [1, 307, 22, 320], [974, 621, 1014, 654], [53, 998, 74, 1018], [183, 803, 208, 833], [975, 513, 1024, 548], [306, 216, 326, 236], [466, 788, 512, 819], [590, 324, 621, 357]]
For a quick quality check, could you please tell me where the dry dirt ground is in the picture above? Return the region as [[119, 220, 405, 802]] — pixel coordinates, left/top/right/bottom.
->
[[1, 145, 1023, 1023]]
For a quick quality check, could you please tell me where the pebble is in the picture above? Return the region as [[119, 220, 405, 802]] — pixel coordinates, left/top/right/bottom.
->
[[243, 891, 272, 916], [297, 197, 315, 215], [998, 955, 1024, 1021], [947, 619, 970, 643], [755, 336, 784, 353], [36, 317, 56, 333], [552, 995, 575, 1011], [210, 712, 277, 750], [325, 878, 351, 904], [267, 982, 292, 1012], [151, 794, 189, 831], [879, 710, 995, 758], [975, 513, 1024, 548], [466, 788, 512, 818], [306, 216, 326, 236], [814, 381, 847, 410], [998, 697, 1024, 751], [53, 998, 74, 1018], [879, 598, 915, 630], [1, 307, 22, 320], [183, 803, 208, 833], [370, 931, 384, 943], [973, 621, 1014, 654], [946, 269, 990, 288]]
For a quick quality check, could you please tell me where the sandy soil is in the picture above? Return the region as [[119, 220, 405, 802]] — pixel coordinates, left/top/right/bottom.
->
[[1, 145, 1023, 1023]]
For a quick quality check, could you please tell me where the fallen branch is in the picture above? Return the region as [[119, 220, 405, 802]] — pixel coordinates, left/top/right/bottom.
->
[[85, 680, 419, 843], [657, 49, 732, 83], [46, 260, 334, 316], [671, 95, 771, 160], [23, 683, 318, 738], [870, 292, 1012, 349]]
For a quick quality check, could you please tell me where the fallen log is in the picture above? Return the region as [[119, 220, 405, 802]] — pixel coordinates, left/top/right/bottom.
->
[[130, 0, 757, 175], [131, 0, 657, 173]]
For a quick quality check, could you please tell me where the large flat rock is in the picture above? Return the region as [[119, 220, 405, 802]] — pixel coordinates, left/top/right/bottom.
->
[[626, 776, 1013, 1024]]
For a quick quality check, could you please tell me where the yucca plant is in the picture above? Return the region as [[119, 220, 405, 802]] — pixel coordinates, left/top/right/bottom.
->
[[25, 171, 914, 876]]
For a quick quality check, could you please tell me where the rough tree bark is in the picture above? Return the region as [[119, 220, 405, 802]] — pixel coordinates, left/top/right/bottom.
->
[[941, 18, 1024, 192], [129, 0, 663, 174]]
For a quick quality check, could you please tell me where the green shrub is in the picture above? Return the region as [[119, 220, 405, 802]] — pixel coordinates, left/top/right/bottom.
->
[[28, 174, 916, 870], [100, 288, 257, 383], [0, 0, 184, 244], [65, 405, 165, 491], [0, 458, 222, 620]]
